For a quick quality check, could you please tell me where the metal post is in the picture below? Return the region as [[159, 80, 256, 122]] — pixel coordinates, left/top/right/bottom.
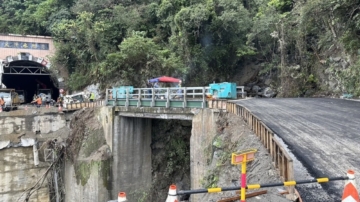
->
[[137, 89, 141, 107], [113, 91, 117, 106], [241, 155, 247, 202], [125, 88, 129, 107], [105, 89, 109, 106], [166, 88, 170, 108], [151, 88, 155, 107], [202, 87, 206, 108], [183, 87, 187, 108], [54, 167, 60, 202], [0, 61, 3, 88]]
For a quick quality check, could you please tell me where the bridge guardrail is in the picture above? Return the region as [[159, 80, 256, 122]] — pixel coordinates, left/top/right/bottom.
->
[[106, 87, 208, 108], [225, 102, 294, 195], [105, 86, 245, 108]]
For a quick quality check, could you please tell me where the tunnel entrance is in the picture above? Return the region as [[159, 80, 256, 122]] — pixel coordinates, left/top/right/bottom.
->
[[2, 60, 59, 103]]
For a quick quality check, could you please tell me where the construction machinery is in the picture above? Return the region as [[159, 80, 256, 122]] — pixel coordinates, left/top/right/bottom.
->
[[0, 89, 20, 110]]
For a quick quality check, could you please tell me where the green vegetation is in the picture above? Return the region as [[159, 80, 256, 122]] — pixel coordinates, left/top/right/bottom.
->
[[2, 0, 360, 95], [75, 160, 111, 188], [164, 136, 190, 177]]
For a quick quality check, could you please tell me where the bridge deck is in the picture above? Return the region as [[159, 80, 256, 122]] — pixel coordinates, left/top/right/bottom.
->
[[233, 98, 360, 201]]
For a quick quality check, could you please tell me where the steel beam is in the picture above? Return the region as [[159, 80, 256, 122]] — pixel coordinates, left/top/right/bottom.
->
[[4, 66, 49, 75]]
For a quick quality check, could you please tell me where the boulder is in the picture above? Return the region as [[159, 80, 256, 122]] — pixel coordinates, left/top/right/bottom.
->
[[262, 87, 277, 98]]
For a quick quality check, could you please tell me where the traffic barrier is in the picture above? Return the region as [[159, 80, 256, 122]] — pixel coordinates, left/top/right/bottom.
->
[[342, 170, 359, 202], [166, 185, 179, 202], [118, 192, 127, 202], [176, 176, 349, 195]]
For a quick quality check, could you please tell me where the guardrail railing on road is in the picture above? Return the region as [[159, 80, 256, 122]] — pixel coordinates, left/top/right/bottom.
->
[[106, 87, 207, 108], [105, 86, 245, 108], [225, 102, 295, 195]]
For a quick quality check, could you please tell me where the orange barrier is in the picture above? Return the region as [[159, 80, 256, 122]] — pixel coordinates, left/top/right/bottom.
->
[[118, 192, 127, 202], [342, 170, 359, 202], [166, 185, 179, 202]]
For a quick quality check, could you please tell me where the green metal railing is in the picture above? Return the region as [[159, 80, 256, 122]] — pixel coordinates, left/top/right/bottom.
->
[[106, 86, 245, 109]]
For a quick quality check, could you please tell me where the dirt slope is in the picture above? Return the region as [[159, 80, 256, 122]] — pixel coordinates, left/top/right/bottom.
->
[[201, 112, 292, 202]]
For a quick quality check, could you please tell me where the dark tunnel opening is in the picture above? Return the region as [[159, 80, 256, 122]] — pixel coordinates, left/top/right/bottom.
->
[[2, 60, 59, 103]]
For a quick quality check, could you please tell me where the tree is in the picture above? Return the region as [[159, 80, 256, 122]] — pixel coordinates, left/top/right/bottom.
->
[[98, 32, 185, 88]]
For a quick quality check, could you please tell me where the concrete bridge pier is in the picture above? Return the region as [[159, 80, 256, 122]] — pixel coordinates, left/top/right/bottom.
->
[[112, 115, 152, 200]]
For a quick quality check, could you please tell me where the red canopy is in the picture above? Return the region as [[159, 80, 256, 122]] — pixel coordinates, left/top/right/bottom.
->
[[149, 76, 181, 83]]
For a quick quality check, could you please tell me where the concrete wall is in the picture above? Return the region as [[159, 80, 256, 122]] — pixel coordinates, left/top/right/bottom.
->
[[0, 147, 50, 202], [0, 113, 66, 136], [190, 109, 220, 202], [62, 108, 111, 202], [112, 115, 152, 201], [0, 111, 68, 202], [98, 107, 114, 152], [64, 159, 111, 202]]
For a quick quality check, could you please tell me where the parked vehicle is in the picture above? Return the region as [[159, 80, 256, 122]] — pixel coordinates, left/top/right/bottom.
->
[[15, 90, 26, 104], [0, 89, 20, 110], [63, 92, 89, 107]]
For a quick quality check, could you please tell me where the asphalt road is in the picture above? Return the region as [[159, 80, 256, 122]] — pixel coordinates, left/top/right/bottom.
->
[[233, 98, 360, 201]]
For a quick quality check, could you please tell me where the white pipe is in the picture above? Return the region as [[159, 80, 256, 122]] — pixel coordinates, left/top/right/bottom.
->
[[33, 143, 39, 166]]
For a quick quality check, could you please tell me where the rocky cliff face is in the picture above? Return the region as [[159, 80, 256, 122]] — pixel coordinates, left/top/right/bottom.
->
[[232, 1, 360, 99], [150, 119, 192, 201], [64, 108, 112, 202]]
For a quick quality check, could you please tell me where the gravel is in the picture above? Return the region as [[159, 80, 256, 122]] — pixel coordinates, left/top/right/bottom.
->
[[198, 112, 293, 202]]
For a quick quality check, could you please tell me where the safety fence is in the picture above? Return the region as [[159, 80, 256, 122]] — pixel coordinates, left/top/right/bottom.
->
[[64, 100, 104, 111], [109, 171, 357, 201], [105, 86, 245, 109], [176, 176, 349, 195], [224, 102, 295, 194], [208, 99, 228, 110]]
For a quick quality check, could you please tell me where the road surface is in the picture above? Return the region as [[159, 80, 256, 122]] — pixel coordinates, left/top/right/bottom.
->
[[233, 98, 360, 201]]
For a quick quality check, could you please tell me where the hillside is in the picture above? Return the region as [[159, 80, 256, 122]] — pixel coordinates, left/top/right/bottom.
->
[[1, 0, 359, 97]]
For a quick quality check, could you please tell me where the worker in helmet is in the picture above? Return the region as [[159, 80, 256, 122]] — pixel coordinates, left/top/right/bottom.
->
[[89, 92, 95, 102], [31, 96, 42, 108]]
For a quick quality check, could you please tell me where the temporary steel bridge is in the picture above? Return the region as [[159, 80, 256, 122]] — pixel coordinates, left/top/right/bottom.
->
[[105, 86, 246, 108]]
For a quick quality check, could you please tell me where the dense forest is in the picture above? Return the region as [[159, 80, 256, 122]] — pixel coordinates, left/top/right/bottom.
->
[[1, 0, 360, 97]]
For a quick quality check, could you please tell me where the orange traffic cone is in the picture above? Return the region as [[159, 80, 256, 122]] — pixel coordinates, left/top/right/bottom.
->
[[118, 192, 127, 202], [166, 184, 179, 202], [0, 107, 2, 113], [342, 170, 360, 202], [58, 105, 62, 112]]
